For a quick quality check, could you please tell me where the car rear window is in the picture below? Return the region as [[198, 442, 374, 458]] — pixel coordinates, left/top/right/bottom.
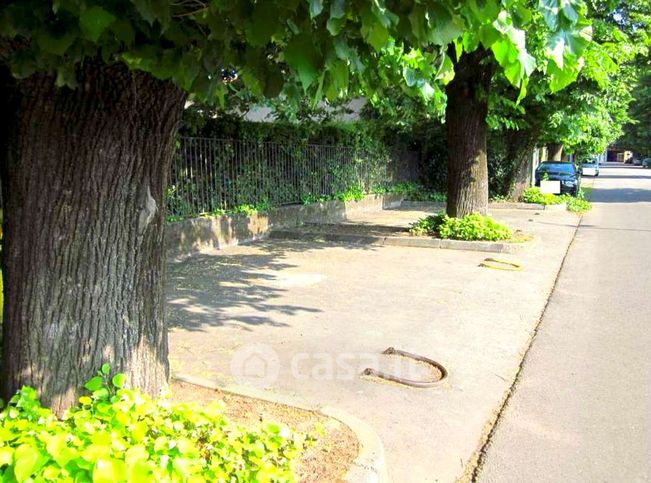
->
[[538, 163, 575, 174]]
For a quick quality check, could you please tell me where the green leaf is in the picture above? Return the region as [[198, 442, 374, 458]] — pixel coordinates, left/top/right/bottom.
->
[[245, 3, 281, 47], [547, 32, 566, 68], [327, 16, 346, 35], [0, 447, 13, 467], [562, 1, 579, 23], [361, 6, 390, 51], [408, 6, 428, 41], [46, 434, 76, 466], [330, 0, 346, 18], [84, 376, 103, 392], [284, 33, 321, 90], [14, 444, 40, 482], [93, 387, 110, 400], [127, 460, 153, 481], [112, 373, 127, 389], [478, 24, 500, 49], [311, 71, 325, 108], [262, 66, 284, 98], [428, 4, 464, 45], [79, 6, 116, 42], [547, 59, 580, 92], [369, 24, 390, 51], [132, 0, 170, 27], [55, 65, 78, 88], [538, 0, 559, 31], [328, 59, 349, 93], [101, 363, 111, 375], [111, 19, 135, 45], [34, 31, 76, 56], [403, 67, 417, 87], [307, 0, 323, 18], [93, 458, 126, 483]]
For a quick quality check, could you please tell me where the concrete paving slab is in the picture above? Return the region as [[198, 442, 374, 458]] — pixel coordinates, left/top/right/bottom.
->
[[166, 206, 579, 481]]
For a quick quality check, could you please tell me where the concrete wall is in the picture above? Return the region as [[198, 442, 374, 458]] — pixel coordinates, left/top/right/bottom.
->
[[165, 194, 403, 261]]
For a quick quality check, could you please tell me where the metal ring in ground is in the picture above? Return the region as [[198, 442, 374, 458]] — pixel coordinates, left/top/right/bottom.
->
[[362, 347, 448, 388], [479, 257, 522, 271]]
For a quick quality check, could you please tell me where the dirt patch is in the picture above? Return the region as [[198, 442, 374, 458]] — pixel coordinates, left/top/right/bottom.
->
[[171, 381, 359, 482], [303, 222, 410, 237]]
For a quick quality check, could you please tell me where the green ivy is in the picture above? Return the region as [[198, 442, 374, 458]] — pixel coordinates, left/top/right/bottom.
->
[[0, 367, 309, 482], [410, 213, 512, 241], [334, 185, 365, 202]]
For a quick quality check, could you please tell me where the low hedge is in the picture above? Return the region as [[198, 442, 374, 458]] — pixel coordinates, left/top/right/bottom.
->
[[0, 367, 309, 482]]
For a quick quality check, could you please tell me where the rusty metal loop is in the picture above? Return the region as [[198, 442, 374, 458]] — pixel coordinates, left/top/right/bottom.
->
[[362, 347, 447, 388], [479, 258, 522, 271]]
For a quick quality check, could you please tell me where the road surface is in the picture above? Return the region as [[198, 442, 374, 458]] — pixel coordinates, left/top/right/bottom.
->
[[477, 163, 651, 482]]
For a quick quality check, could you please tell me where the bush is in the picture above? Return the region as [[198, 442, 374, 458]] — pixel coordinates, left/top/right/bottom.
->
[[560, 188, 592, 213], [335, 185, 365, 202], [409, 212, 512, 241], [521, 187, 593, 213], [520, 187, 565, 205], [0, 367, 309, 482], [563, 196, 592, 213]]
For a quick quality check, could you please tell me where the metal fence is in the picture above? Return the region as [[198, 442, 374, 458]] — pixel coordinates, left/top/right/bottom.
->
[[167, 136, 418, 219]]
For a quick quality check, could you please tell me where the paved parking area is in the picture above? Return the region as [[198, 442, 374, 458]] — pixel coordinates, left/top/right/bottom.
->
[[166, 205, 579, 481]]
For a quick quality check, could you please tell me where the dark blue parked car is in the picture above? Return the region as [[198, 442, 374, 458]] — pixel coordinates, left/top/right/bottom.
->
[[534, 162, 580, 196]]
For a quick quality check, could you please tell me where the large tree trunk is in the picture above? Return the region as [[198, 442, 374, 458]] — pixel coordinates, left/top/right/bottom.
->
[[445, 50, 494, 217], [505, 127, 541, 200], [0, 63, 186, 414], [547, 143, 563, 161]]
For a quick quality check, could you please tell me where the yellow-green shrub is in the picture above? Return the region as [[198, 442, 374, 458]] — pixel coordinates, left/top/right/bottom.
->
[[521, 187, 565, 205], [409, 212, 512, 241], [0, 366, 308, 482]]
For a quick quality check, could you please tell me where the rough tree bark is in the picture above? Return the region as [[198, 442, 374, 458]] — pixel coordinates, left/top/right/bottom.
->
[[0, 62, 187, 414], [547, 143, 564, 161], [505, 127, 541, 200], [445, 49, 494, 217]]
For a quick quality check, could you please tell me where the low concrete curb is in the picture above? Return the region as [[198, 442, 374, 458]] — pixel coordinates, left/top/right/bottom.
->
[[166, 194, 403, 261], [269, 229, 523, 254], [394, 199, 568, 212], [489, 202, 567, 211], [488, 202, 545, 210], [172, 374, 389, 483]]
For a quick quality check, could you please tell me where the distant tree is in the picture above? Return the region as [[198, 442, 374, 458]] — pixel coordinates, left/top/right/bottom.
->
[[621, 69, 651, 155], [485, 0, 649, 197]]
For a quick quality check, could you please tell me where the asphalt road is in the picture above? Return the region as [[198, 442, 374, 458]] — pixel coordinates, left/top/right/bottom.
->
[[477, 163, 651, 482]]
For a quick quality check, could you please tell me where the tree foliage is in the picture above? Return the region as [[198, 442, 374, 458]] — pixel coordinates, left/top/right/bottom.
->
[[620, 68, 651, 155], [487, 0, 649, 161], [1, 0, 591, 110]]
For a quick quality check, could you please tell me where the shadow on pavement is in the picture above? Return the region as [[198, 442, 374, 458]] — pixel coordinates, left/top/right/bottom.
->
[[166, 240, 376, 332], [590, 187, 651, 203]]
